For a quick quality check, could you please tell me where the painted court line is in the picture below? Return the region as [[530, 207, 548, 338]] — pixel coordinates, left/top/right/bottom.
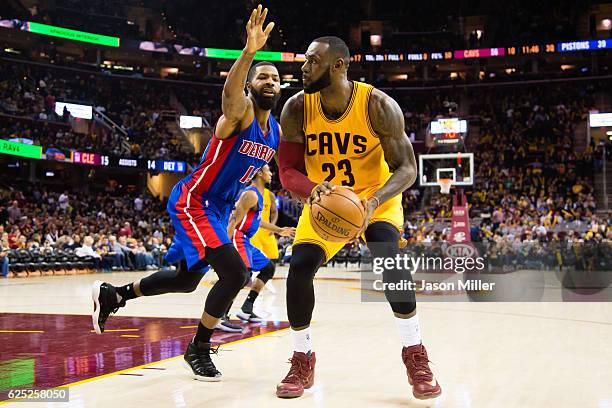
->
[[89, 328, 140, 333], [0, 330, 44, 333]]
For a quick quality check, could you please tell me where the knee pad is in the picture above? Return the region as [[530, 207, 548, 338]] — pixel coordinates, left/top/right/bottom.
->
[[366, 222, 416, 314], [256, 261, 275, 283], [206, 244, 250, 293]]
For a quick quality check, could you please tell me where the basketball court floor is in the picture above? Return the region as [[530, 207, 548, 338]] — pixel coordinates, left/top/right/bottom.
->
[[1, 268, 611, 407]]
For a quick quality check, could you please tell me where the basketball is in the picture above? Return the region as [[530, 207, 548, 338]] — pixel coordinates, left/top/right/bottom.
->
[[309, 186, 366, 242]]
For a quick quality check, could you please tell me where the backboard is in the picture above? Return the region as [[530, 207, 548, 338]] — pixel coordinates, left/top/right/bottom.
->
[[418, 152, 474, 187]]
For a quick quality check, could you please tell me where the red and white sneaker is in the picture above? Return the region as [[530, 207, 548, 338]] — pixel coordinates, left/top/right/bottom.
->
[[402, 344, 442, 400], [276, 351, 316, 398]]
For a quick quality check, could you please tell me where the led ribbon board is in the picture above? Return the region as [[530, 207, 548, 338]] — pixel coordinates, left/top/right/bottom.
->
[[26, 22, 120, 47], [0, 140, 42, 159], [558, 39, 611, 52], [204, 48, 294, 61]]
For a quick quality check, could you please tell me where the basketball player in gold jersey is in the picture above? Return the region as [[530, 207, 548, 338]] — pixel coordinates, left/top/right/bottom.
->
[[249, 187, 280, 262], [277, 36, 441, 400]]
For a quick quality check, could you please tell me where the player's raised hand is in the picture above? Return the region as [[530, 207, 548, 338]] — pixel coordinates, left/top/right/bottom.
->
[[244, 4, 275, 54]]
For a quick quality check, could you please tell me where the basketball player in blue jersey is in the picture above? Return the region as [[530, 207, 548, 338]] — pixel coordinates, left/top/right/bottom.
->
[[90, 5, 280, 381], [226, 165, 295, 322], [197, 165, 294, 329]]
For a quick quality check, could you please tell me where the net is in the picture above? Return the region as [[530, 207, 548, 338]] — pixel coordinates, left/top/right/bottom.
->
[[438, 178, 452, 194]]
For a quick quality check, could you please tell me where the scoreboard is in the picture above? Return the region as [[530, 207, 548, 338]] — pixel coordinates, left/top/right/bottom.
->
[[429, 118, 468, 146], [71, 151, 186, 173]]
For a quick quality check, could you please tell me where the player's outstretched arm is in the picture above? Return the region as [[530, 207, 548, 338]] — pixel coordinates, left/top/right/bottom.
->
[[216, 5, 275, 140], [279, 92, 331, 201], [368, 89, 418, 205], [227, 190, 259, 238], [260, 221, 295, 237]]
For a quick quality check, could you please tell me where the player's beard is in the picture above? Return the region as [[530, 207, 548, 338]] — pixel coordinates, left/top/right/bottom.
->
[[251, 88, 280, 111], [304, 69, 331, 94]]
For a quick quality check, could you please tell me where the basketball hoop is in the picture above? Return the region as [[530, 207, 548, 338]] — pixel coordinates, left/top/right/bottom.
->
[[438, 178, 452, 194]]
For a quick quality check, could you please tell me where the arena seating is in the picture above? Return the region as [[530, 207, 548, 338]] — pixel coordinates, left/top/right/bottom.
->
[[0, 182, 170, 277]]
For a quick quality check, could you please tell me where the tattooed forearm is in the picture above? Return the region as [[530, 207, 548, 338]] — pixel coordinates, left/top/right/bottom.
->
[[368, 89, 417, 204]]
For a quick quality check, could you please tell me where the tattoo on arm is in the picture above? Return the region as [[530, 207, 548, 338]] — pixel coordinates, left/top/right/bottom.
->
[[279, 92, 318, 198], [280, 93, 306, 143], [368, 89, 418, 204]]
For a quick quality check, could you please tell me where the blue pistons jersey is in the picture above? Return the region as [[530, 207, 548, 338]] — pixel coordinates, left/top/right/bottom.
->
[[236, 185, 264, 239], [165, 114, 279, 271]]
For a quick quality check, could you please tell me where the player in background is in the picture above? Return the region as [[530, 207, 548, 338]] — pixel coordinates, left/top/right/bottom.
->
[[226, 165, 295, 322], [249, 184, 281, 264], [91, 5, 280, 381]]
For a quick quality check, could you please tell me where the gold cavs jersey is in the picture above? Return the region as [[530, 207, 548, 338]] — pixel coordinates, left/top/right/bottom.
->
[[303, 81, 393, 198], [260, 188, 273, 223], [294, 81, 404, 260], [250, 188, 279, 259]]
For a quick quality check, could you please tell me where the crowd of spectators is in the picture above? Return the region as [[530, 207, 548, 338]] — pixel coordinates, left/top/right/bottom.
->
[[401, 81, 611, 248], [0, 181, 173, 276], [0, 61, 199, 160], [0, 116, 128, 156]]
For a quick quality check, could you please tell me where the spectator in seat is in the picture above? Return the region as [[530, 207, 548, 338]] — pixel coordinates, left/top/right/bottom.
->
[[58, 191, 69, 212], [76, 235, 102, 269], [0, 240, 9, 277], [134, 195, 143, 212], [66, 234, 81, 250], [108, 235, 129, 270], [117, 236, 136, 269], [118, 222, 132, 237], [146, 237, 164, 267], [17, 235, 28, 250], [7, 201, 21, 224], [134, 240, 157, 270]]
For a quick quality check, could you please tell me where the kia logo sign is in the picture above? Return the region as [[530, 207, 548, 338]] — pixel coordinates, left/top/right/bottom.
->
[[445, 244, 476, 257]]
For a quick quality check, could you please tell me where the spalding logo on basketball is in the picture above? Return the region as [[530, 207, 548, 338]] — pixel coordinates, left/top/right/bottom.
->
[[309, 186, 366, 242]]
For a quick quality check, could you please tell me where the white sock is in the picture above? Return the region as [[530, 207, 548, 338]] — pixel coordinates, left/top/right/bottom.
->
[[292, 327, 312, 353], [395, 314, 421, 347]]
